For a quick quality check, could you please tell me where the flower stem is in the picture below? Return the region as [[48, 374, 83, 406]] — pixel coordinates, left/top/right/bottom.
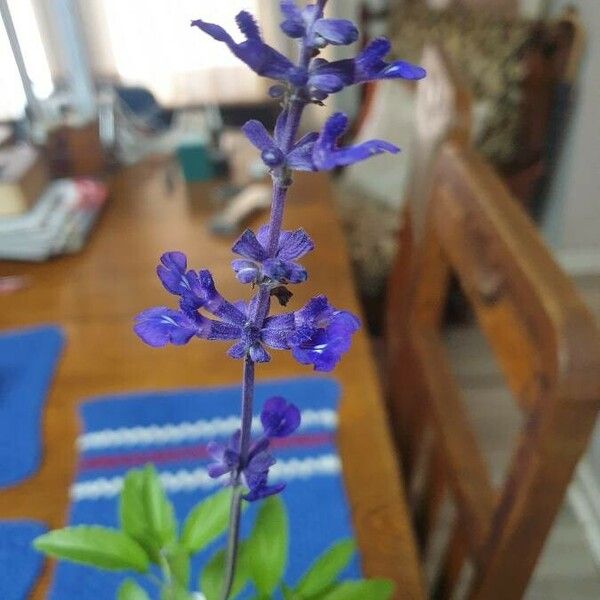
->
[[219, 26, 315, 600]]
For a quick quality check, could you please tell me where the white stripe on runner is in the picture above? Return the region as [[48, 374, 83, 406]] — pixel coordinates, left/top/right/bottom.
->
[[70, 454, 341, 501], [77, 409, 338, 451]]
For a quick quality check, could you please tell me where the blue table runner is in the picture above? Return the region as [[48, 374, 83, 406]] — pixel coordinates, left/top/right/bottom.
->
[[50, 377, 359, 599]]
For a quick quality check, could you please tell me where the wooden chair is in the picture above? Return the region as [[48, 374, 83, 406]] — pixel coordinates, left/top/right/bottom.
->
[[386, 135, 600, 598], [385, 43, 471, 475]]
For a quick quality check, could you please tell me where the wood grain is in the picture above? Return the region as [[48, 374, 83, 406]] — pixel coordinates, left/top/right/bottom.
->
[[0, 163, 425, 599], [388, 137, 600, 599]]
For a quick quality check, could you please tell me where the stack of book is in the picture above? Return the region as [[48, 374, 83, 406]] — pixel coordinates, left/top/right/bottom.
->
[[0, 144, 107, 261]]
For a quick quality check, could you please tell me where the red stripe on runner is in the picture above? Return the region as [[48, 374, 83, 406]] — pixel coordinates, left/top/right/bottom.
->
[[79, 432, 335, 471]]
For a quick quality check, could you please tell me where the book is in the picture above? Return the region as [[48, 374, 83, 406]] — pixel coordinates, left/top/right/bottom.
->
[[0, 144, 49, 216]]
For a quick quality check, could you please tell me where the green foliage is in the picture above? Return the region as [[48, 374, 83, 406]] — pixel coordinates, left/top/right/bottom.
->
[[34, 464, 393, 600], [295, 539, 355, 598], [118, 579, 151, 600], [33, 526, 149, 573], [200, 542, 250, 600], [248, 496, 288, 596], [119, 466, 177, 560], [180, 487, 232, 553]]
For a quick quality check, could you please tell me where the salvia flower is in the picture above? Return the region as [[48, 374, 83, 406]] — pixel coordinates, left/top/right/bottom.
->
[[279, 0, 359, 48], [207, 397, 301, 501], [191, 11, 307, 87], [231, 225, 314, 285], [288, 295, 360, 372], [135, 252, 296, 363], [313, 112, 399, 170]]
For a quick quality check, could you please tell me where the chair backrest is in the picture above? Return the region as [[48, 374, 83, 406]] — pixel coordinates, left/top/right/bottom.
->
[[387, 137, 600, 599], [385, 43, 471, 451]]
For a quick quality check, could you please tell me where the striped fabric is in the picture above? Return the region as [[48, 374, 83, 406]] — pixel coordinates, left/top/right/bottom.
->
[[49, 378, 360, 599]]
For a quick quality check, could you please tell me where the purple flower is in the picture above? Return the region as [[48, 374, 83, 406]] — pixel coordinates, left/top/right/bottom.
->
[[280, 1, 359, 48], [289, 295, 360, 372], [207, 398, 301, 502], [306, 38, 425, 100], [135, 252, 299, 362], [192, 11, 307, 86], [313, 112, 399, 170], [231, 224, 314, 285], [260, 396, 301, 438], [242, 112, 318, 171]]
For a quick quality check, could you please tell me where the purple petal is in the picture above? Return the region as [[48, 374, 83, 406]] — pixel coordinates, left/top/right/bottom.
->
[[231, 259, 261, 284], [286, 133, 318, 171], [315, 139, 400, 170], [242, 120, 276, 153], [227, 341, 247, 360], [274, 110, 288, 148], [279, 0, 304, 38], [261, 313, 295, 350], [381, 60, 426, 80], [235, 11, 261, 40], [134, 307, 201, 347], [277, 228, 314, 261], [262, 258, 307, 284], [249, 343, 270, 363], [232, 228, 267, 261], [256, 224, 271, 248], [244, 481, 286, 502], [156, 251, 189, 295], [194, 270, 247, 325], [313, 18, 359, 46], [294, 295, 335, 327], [261, 396, 301, 438], [191, 19, 235, 44]]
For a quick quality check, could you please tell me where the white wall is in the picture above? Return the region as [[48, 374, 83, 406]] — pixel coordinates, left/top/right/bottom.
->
[[542, 0, 600, 272]]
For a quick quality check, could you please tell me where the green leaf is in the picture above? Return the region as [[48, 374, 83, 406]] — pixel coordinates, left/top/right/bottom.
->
[[33, 526, 150, 573], [119, 466, 177, 559], [248, 496, 288, 596], [295, 539, 355, 598], [200, 543, 249, 600], [318, 579, 394, 600], [281, 583, 298, 600], [142, 465, 177, 546], [167, 545, 190, 589], [159, 584, 192, 600], [180, 488, 232, 553], [117, 579, 151, 600]]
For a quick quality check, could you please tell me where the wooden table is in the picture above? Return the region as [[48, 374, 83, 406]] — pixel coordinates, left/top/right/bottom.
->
[[0, 162, 424, 599]]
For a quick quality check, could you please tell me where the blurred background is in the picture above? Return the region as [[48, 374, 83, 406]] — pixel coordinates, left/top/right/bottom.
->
[[1, 1, 600, 598]]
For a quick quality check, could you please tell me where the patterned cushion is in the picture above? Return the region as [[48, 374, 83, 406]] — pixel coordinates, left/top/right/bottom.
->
[[389, 2, 535, 165]]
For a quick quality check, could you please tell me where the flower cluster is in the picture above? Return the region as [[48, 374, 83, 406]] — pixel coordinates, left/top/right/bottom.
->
[[134, 249, 359, 372], [208, 397, 301, 501]]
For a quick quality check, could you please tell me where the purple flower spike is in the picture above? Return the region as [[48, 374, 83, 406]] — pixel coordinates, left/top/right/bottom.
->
[[134, 307, 203, 347], [261, 397, 301, 438], [313, 112, 399, 171], [289, 295, 360, 372], [232, 225, 314, 285], [191, 12, 307, 86]]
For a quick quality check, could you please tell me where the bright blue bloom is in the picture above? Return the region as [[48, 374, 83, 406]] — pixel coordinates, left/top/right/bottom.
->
[[288, 295, 360, 372], [279, 1, 358, 48], [231, 224, 314, 285], [260, 396, 302, 438], [135, 252, 297, 362], [207, 397, 301, 501], [313, 112, 399, 170]]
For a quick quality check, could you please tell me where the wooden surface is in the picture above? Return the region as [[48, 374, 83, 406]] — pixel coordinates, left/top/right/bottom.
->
[[0, 162, 425, 600], [387, 139, 600, 599]]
